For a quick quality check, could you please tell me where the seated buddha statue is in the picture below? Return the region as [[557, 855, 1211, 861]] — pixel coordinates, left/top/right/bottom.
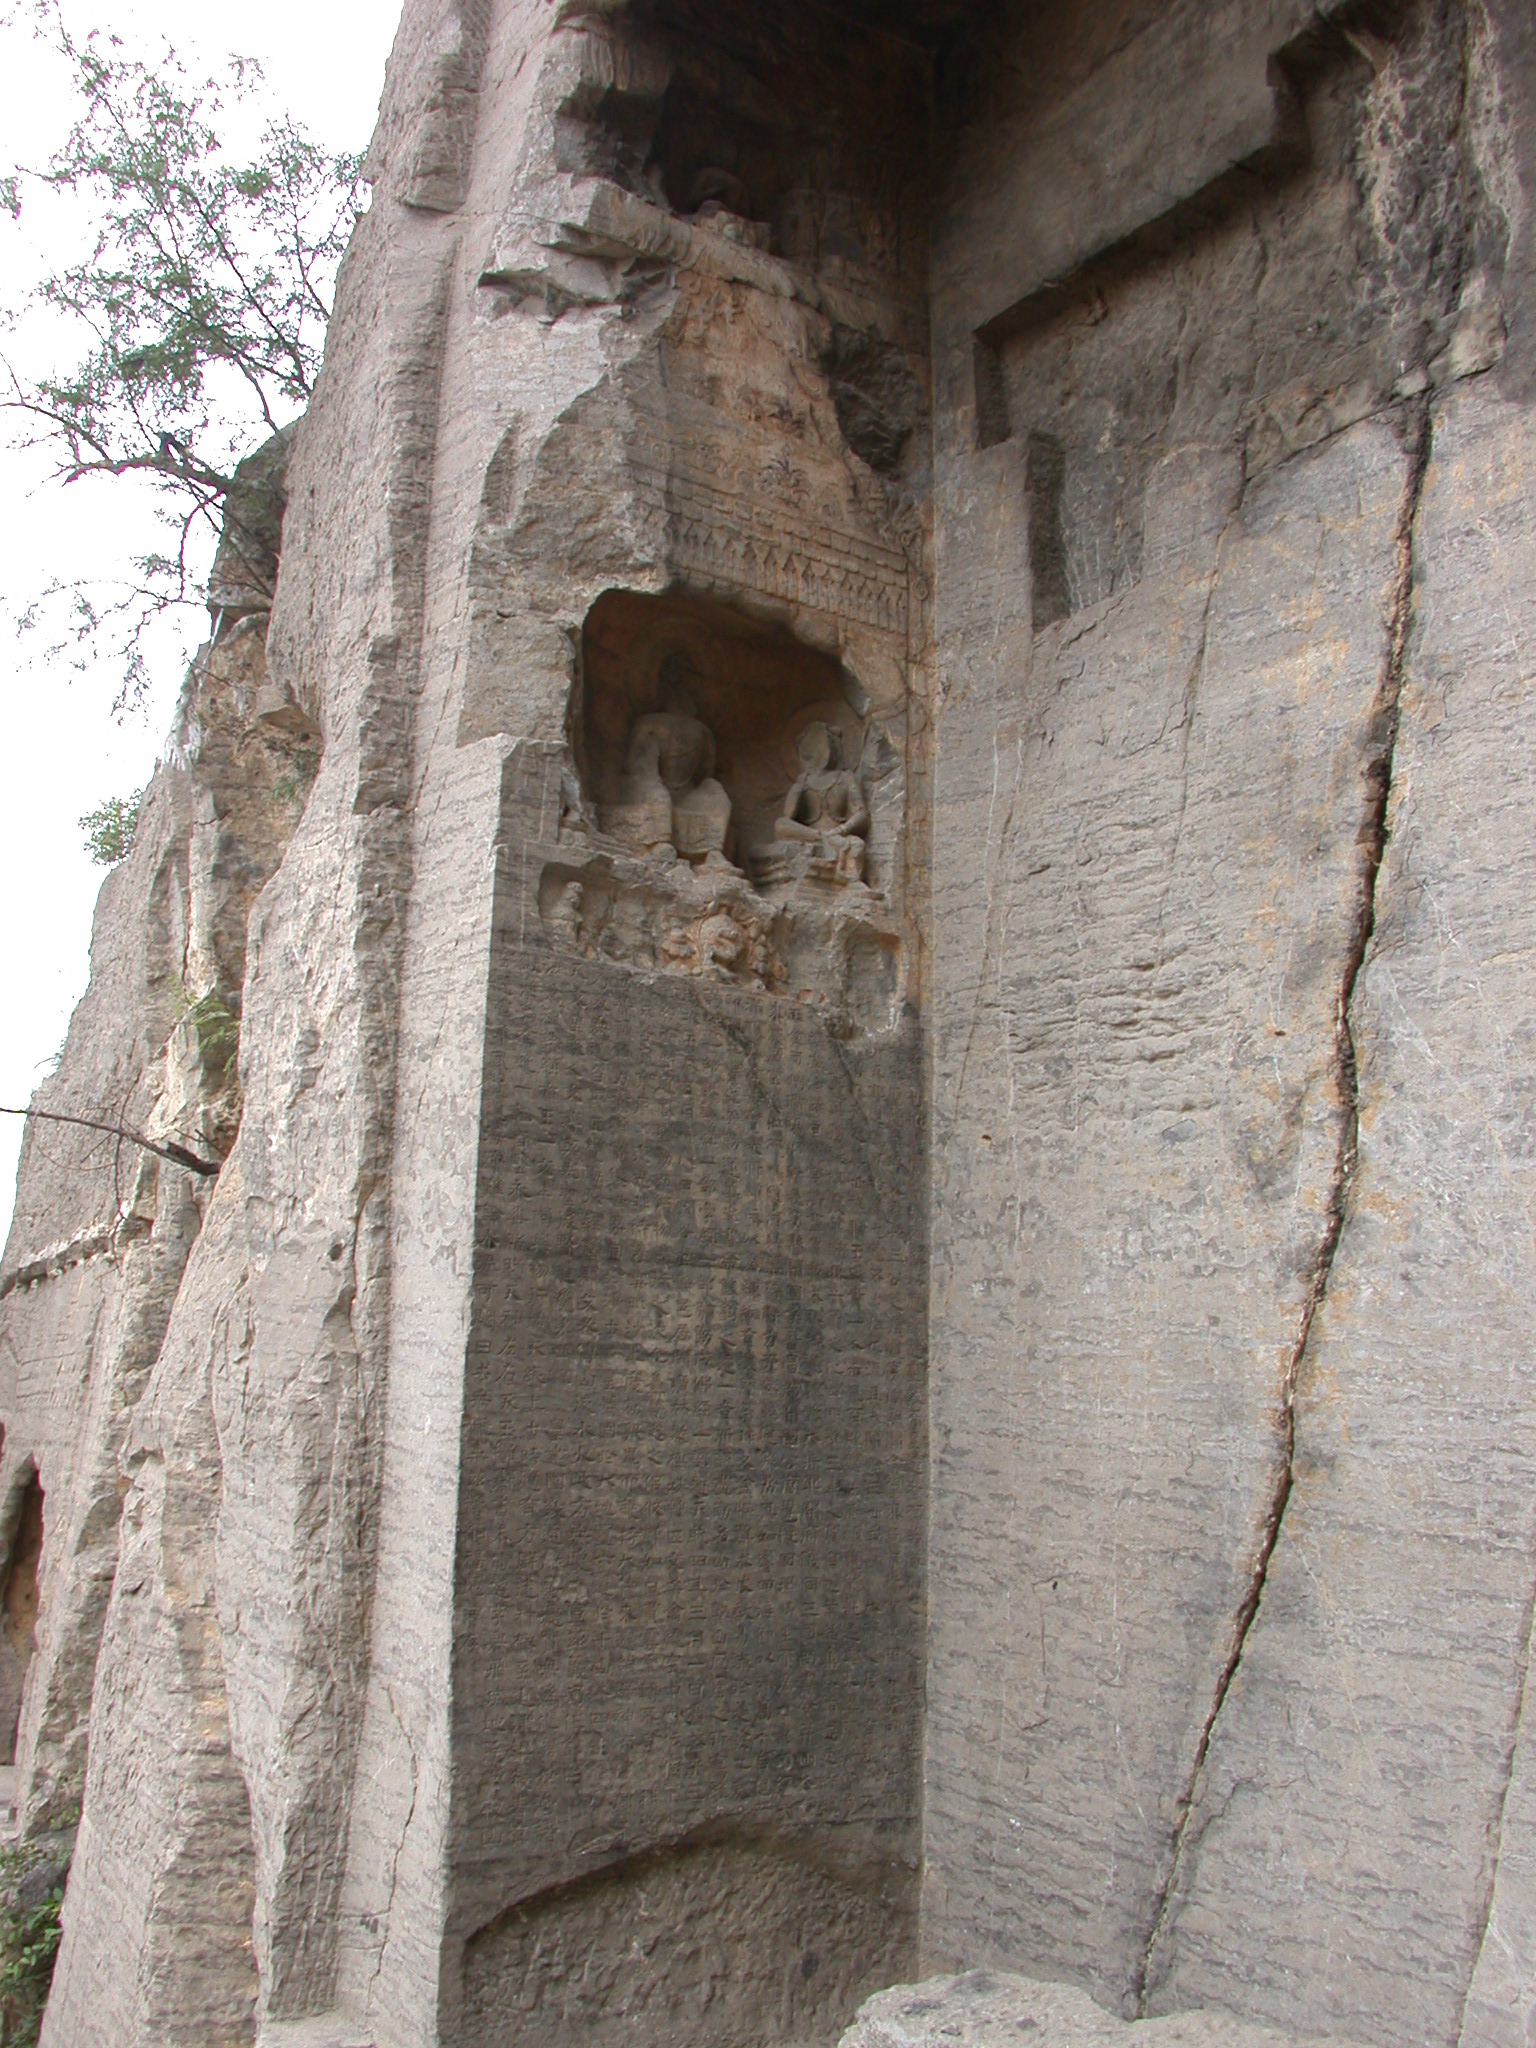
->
[[602, 660, 731, 862], [773, 720, 869, 882]]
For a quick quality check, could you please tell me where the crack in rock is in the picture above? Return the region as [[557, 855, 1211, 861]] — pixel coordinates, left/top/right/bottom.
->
[[1132, 399, 1435, 2018], [1458, 1564, 1536, 2045]]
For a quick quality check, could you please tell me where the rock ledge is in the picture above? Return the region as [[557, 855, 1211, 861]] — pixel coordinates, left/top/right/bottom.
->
[[841, 1973, 1373, 2048]]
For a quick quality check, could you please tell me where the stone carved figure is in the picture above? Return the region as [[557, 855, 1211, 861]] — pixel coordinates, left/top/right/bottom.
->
[[548, 877, 585, 946], [773, 721, 870, 882], [661, 907, 754, 981], [603, 663, 732, 862]]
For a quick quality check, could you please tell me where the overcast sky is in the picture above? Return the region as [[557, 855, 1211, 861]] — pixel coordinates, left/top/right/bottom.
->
[[0, 2, 401, 1240]]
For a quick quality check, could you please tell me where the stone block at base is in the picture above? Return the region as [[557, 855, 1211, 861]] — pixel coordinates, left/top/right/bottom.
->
[[841, 1973, 1373, 2048]]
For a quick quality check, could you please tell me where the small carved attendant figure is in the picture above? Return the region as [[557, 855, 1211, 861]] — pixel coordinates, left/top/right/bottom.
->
[[775, 721, 869, 882], [603, 660, 732, 862]]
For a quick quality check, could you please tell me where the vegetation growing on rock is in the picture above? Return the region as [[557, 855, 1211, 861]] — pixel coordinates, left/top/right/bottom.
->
[[0, 1840, 68, 2047], [76, 788, 142, 866]]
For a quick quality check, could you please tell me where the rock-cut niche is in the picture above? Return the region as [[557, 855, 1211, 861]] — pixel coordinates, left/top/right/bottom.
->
[[545, 591, 905, 1036], [0, 1470, 42, 1765]]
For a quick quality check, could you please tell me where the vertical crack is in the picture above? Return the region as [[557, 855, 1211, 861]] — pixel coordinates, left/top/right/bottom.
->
[[1457, 1566, 1536, 2045], [1132, 400, 1434, 2017], [363, 1678, 419, 2014], [1156, 457, 1246, 958]]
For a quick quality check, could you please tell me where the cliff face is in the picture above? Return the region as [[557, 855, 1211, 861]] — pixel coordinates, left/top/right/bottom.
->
[[0, 441, 314, 1999], [0, 2, 1533, 2046], [925, 7, 1536, 2041]]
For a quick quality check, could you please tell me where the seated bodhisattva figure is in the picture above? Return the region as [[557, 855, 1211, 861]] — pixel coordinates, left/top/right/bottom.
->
[[604, 665, 731, 861], [774, 720, 869, 882]]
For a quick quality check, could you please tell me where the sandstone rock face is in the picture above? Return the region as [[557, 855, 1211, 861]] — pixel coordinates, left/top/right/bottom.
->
[[18, 5, 930, 2045], [924, 1, 1536, 2043], [841, 1971, 1370, 2048], [0, 442, 314, 2032], [0, 2, 1534, 2046]]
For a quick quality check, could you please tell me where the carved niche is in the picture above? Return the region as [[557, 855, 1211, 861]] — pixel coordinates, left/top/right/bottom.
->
[[539, 591, 904, 1035]]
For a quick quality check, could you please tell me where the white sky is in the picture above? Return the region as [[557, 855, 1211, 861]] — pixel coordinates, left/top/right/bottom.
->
[[0, 3, 401, 1240]]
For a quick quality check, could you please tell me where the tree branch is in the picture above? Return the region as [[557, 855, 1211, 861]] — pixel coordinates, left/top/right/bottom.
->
[[0, 1105, 221, 1176]]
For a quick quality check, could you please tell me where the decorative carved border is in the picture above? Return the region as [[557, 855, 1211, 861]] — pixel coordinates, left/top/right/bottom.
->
[[631, 466, 910, 638]]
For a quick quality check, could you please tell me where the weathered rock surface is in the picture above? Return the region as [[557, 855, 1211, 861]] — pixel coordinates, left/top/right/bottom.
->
[[22, 5, 932, 2044], [842, 1972, 1370, 2048], [923, 3, 1536, 2041], [0, 460, 310, 1845], [0, 1, 1534, 2045], [1151, 377, 1536, 2048]]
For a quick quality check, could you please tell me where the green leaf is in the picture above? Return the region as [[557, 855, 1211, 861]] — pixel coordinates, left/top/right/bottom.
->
[[78, 788, 144, 865], [1, 1, 367, 705]]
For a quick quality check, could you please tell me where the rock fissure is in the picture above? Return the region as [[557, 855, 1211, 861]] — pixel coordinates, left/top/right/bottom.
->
[[945, 723, 1025, 1147], [1155, 501, 1236, 959], [1459, 1562, 1536, 2044], [364, 1677, 418, 2015], [1133, 398, 1434, 2018]]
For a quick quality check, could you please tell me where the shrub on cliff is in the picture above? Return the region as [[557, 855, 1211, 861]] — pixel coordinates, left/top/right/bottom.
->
[[0, 1841, 67, 2048], [77, 787, 141, 866]]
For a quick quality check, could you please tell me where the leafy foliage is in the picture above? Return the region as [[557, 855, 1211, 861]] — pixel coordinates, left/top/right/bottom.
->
[[0, 1840, 68, 2047], [271, 743, 320, 809], [78, 787, 142, 865], [175, 984, 240, 1081], [2, 2, 365, 702]]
